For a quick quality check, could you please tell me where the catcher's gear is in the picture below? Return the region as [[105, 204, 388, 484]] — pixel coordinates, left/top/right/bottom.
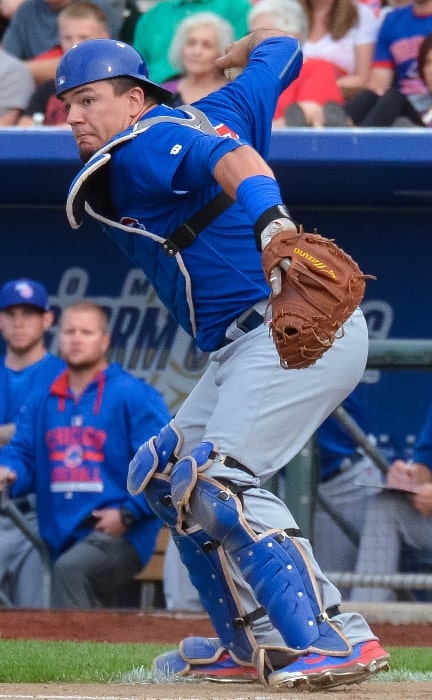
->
[[171, 464, 351, 655], [261, 227, 374, 369], [260, 217, 299, 295], [153, 637, 259, 682]]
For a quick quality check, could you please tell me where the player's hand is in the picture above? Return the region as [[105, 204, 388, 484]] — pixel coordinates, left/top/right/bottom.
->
[[386, 460, 416, 491], [215, 29, 292, 74], [410, 483, 432, 517], [261, 217, 298, 295], [92, 508, 127, 536], [0, 466, 17, 491], [387, 460, 430, 491]]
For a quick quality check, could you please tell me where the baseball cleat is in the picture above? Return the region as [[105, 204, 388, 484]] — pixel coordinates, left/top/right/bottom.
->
[[264, 640, 390, 690], [152, 636, 258, 683]]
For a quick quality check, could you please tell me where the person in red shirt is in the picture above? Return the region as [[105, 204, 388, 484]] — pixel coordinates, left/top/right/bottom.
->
[[248, 0, 348, 127]]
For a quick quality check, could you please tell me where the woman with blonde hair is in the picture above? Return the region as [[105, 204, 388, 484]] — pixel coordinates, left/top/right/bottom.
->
[[300, 0, 379, 100], [162, 11, 234, 106]]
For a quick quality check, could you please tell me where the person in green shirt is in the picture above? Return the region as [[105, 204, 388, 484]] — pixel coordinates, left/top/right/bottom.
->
[[132, 0, 250, 84]]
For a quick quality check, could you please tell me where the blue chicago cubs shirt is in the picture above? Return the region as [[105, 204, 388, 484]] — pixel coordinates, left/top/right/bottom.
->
[[0, 363, 171, 564], [68, 37, 303, 351]]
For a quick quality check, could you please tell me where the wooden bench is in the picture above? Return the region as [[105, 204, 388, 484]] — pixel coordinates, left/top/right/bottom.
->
[[134, 525, 170, 607]]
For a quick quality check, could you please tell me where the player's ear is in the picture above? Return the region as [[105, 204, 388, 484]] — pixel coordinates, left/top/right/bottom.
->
[[128, 86, 146, 117]]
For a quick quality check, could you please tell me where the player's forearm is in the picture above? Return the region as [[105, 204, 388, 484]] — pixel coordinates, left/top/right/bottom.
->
[[213, 145, 275, 200], [214, 146, 296, 252], [25, 56, 60, 84]]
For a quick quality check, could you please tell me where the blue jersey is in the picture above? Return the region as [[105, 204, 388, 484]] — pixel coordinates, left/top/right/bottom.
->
[[373, 5, 432, 101], [0, 352, 64, 424], [0, 363, 171, 564], [70, 37, 302, 352], [413, 401, 432, 471]]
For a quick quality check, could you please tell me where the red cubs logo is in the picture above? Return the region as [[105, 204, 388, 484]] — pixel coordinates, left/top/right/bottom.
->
[[214, 123, 239, 139]]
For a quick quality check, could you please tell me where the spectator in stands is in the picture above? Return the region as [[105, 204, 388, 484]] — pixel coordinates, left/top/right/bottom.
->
[[26, 0, 110, 87], [313, 385, 382, 598], [0, 278, 64, 608], [351, 398, 432, 602], [299, 0, 379, 103], [2, 0, 121, 61], [18, 1, 110, 126], [162, 12, 233, 107], [0, 0, 23, 40], [0, 48, 35, 125], [132, 0, 250, 84], [345, 27, 432, 125], [344, 0, 432, 125], [0, 301, 170, 609], [248, 0, 349, 127]]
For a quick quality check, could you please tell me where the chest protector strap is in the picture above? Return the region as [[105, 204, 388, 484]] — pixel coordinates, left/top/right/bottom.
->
[[66, 105, 233, 235]]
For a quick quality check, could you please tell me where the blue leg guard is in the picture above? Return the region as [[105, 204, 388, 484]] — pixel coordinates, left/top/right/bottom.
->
[[171, 467, 351, 657], [134, 430, 262, 664], [170, 525, 258, 663]]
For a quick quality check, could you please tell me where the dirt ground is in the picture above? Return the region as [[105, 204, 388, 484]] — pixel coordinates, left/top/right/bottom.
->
[[0, 681, 430, 700], [0, 608, 430, 646], [0, 609, 430, 700]]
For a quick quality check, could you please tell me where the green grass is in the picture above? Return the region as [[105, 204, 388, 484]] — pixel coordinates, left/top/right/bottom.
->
[[0, 641, 430, 683], [0, 640, 172, 683]]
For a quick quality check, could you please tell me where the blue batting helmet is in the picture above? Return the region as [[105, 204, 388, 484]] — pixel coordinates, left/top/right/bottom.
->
[[55, 39, 172, 102]]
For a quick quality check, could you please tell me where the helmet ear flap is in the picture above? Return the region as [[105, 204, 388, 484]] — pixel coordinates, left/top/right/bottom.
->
[[55, 39, 172, 103]]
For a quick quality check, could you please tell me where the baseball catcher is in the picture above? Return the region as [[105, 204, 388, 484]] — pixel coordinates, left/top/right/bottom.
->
[[55, 28, 389, 691]]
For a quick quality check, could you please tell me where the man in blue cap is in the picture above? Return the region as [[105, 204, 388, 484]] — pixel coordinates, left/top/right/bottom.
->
[[0, 278, 64, 607]]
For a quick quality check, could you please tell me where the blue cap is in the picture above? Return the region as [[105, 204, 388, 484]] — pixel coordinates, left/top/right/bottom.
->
[[0, 279, 50, 311]]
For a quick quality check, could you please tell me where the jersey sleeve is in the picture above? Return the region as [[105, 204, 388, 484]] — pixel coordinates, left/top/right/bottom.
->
[[117, 119, 245, 196], [0, 396, 39, 495], [192, 37, 302, 158], [413, 403, 432, 470]]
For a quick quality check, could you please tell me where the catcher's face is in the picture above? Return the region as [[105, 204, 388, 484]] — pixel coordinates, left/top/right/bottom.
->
[[61, 80, 145, 162]]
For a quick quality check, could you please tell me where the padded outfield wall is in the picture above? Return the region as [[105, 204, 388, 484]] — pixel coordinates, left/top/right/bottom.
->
[[0, 127, 431, 451]]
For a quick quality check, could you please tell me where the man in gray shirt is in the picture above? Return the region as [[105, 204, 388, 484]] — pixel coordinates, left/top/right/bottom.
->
[[0, 48, 34, 125]]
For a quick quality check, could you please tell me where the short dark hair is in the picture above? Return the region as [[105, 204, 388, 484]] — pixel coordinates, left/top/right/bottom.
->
[[110, 77, 160, 106]]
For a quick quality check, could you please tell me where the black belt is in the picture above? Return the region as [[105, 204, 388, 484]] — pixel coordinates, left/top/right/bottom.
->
[[220, 309, 265, 348], [12, 497, 33, 515]]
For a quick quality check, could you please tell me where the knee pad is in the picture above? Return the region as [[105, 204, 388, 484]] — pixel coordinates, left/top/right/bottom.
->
[[170, 440, 217, 520], [187, 476, 351, 656], [128, 420, 183, 495]]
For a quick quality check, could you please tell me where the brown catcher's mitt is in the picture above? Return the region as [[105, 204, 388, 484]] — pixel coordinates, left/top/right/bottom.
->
[[261, 228, 375, 369]]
